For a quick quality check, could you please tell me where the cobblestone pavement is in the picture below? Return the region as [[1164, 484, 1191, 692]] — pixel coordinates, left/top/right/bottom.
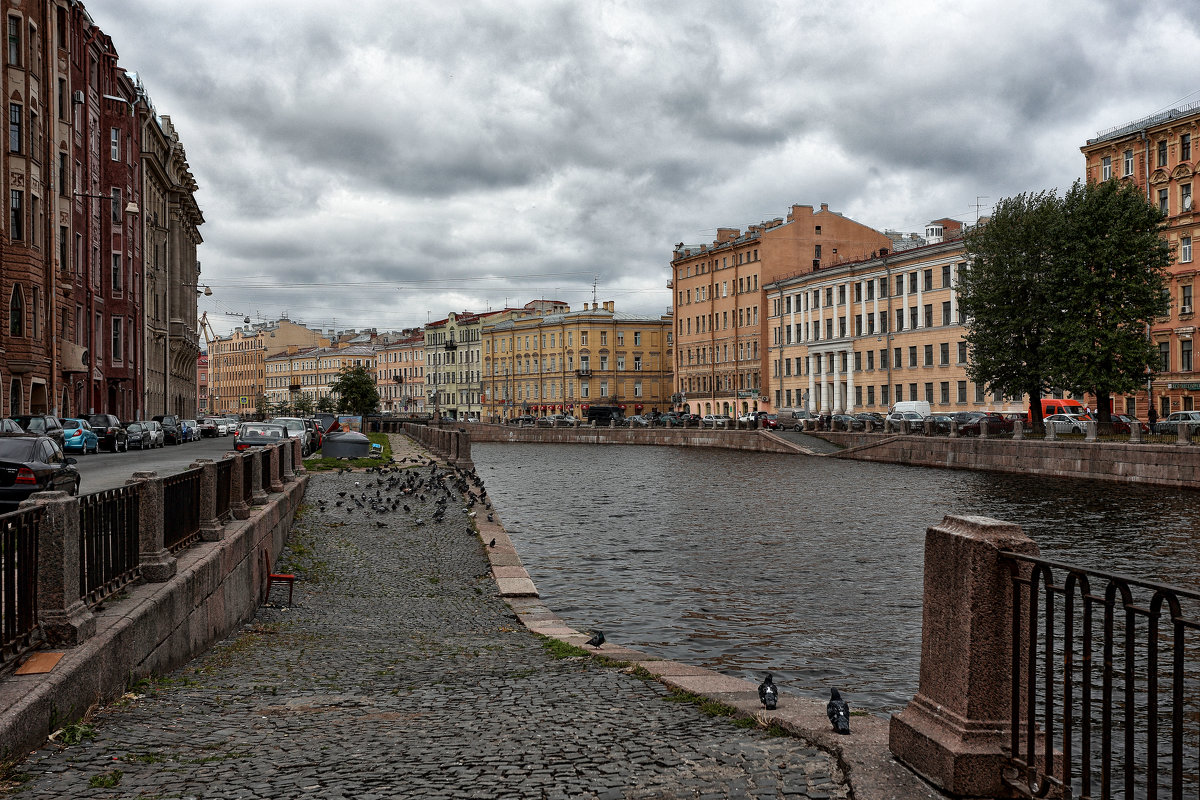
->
[[8, 445, 849, 799]]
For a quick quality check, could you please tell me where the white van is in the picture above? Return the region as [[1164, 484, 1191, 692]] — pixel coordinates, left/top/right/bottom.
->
[[889, 401, 931, 418]]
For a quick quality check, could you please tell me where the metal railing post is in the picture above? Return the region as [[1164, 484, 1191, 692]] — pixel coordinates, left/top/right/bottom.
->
[[22, 491, 96, 645], [125, 471, 176, 583], [189, 459, 224, 542]]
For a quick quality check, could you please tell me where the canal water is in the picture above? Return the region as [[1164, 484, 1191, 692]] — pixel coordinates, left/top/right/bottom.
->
[[472, 442, 1200, 712]]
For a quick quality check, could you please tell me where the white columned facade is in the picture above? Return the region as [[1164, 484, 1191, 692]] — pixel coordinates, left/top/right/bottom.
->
[[832, 350, 842, 413], [845, 348, 855, 414]]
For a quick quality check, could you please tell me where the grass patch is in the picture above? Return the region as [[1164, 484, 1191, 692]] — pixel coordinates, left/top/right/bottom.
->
[[55, 721, 96, 745], [88, 770, 122, 788], [537, 635, 589, 659], [305, 433, 393, 471], [665, 689, 739, 720]]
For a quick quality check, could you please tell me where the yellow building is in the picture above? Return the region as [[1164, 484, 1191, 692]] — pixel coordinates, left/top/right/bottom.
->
[[208, 318, 325, 416], [264, 343, 329, 412], [766, 235, 1022, 415], [376, 330, 426, 414], [481, 301, 673, 421]]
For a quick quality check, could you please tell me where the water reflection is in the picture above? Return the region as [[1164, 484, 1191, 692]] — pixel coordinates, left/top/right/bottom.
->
[[473, 443, 1200, 711]]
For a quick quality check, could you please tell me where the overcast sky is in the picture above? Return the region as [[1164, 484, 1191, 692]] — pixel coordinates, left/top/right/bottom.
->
[[92, 1, 1199, 339]]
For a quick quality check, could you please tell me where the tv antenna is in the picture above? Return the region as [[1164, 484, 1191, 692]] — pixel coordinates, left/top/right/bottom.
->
[[971, 196, 990, 223]]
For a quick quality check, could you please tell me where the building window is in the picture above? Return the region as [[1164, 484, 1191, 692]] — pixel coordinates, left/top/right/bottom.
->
[[908, 346, 917, 367], [939, 342, 950, 365], [7, 15, 19, 66], [1183, 134, 1192, 162], [957, 341, 968, 363], [1159, 341, 1170, 372], [1183, 183, 1192, 213], [1101, 155, 1111, 180], [1159, 188, 1169, 215], [10, 189, 22, 241], [1184, 236, 1193, 264], [940, 381, 950, 404], [111, 253, 122, 293], [957, 380, 967, 403], [1183, 339, 1193, 373], [633, 356, 642, 371], [923, 344, 933, 366], [923, 304, 933, 327], [111, 188, 122, 223], [8, 103, 20, 153], [1184, 284, 1193, 314], [110, 128, 119, 161], [942, 301, 951, 325], [1124, 149, 1134, 176], [1158, 140, 1168, 168], [112, 317, 123, 362], [9, 284, 23, 336]]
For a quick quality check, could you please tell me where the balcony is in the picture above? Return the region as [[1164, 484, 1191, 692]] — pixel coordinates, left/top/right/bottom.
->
[[289, 383, 301, 392], [576, 368, 592, 377], [443, 337, 457, 351]]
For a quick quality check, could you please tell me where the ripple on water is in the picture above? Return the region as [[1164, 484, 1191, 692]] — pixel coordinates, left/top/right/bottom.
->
[[474, 442, 1200, 711]]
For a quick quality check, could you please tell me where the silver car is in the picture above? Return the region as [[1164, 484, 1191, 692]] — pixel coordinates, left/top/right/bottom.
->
[[1156, 410, 1200, 435]]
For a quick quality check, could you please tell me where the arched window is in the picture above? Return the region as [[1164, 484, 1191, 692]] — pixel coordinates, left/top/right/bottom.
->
[[9, 283, 23, 336]]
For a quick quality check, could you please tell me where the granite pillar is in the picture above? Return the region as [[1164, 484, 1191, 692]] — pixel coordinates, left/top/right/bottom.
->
[[189, 459, 224, 542], [250, 450, 269, 505], [279, 441, 296, 484], [226, 452, 250, 519], [126, 471, 176, 583], [889, 514, 1039, 798], [22, 492, 96, 645]]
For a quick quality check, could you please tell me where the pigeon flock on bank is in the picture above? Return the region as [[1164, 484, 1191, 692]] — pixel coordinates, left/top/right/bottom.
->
[[316, 450, 853, 738]]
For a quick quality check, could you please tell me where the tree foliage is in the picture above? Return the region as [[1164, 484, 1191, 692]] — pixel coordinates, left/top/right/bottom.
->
[[330, 364, 379, 416], [960, 180, 1170, 425], [293, 394, 315, 417], [316, 395, 337, 413]]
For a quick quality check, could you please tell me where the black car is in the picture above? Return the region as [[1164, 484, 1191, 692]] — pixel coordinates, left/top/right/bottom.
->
[[829, 414, 865, 431], [12, 415, 65, 449], [0, 435, 79, 511], [87, 413, 128, 452], [124, 421, 154, 450], [235, 423, 289, 451], [0, 418, 25, 434], [152, 414, 184, 445]]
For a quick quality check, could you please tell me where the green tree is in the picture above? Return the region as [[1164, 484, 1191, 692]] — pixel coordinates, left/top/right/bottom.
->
[[1051, 179, 1170, 426], [254, 395, 272, 421], [959, 190, 1062, 426], [960, 182, 1170, 428], [316, 395, 337, 413], [293, 394, 315, 417], [330, 364, 379, 416]]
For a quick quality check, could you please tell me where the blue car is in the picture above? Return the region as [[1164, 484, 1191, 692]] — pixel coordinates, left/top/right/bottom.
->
[[62, 418, 99, 454]]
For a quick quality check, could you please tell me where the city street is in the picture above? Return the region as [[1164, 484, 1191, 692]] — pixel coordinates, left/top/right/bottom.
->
[[73, 434, 242, 495]]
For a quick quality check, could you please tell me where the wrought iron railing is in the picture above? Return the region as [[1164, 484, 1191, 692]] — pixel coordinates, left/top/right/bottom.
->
[[215, 460, 232, 520], [260, 449, 272, 494], [242, 452, 255, 505], [78, 487, 141, 607], [163, 469, 201, 553], [1002, 551, 1200, 799], [1, 506, 43, 668]]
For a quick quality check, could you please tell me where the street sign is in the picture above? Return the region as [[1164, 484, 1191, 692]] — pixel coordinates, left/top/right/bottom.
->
[[240, 396, 249, 405]]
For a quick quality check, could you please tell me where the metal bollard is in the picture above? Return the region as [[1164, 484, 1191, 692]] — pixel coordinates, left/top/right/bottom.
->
[[979, 418, 989, 439], [1177, 424, 1192, 445], [1129, 421, 1141, 443], [1085, 420, 1097, 442], [1045, 422, 1057, 441], [1013, 420, 1024, 440], [949, 421, 958, 438]]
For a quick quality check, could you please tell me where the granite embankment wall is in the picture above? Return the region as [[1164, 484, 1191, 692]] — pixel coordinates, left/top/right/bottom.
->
[[0, 460, 306, 759], [815, 432, 1200, 488], [451, 423, 805, 453]]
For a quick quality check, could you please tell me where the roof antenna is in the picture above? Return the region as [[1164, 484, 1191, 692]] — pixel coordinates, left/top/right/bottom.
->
[[592, 275, 598, 306], [972, 196, 990, 223]]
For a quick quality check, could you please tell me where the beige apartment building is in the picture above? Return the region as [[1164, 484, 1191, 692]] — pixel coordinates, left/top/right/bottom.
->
[[670, 204, 893, 417], [376, 330, 425, 414], [207, 318, 324, 416], [1081, 103, 1200, 418], [264, 344, 326, 411], [481, 301, 672, 421], [767, 234, 1024, 415]]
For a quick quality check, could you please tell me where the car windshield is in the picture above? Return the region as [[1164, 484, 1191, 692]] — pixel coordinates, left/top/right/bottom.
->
[[241, 425, 282, 437], [63, 420, 82, 430], [87, 415, 109, 427], [15, 417, 44, 432], [0, 438, 36, 461]]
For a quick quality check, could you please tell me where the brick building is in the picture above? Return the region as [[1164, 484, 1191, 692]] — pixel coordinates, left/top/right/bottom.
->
[[1081, 103, 1200, 417], [669, 203, 892, 417]]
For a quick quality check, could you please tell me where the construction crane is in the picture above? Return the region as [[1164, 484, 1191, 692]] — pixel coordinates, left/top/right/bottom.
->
[[199, 312, 219, 414]]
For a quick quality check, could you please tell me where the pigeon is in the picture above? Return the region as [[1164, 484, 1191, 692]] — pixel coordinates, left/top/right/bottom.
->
[[827, 688, 850, 734], [585, 630, 605, 648], [487, 513, 494, 522], [758, 674, 778, 710], [488, 538, 496, 547]]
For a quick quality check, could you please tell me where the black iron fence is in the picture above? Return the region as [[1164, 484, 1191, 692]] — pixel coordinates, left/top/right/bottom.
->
[[260, 450, 272, 494], [163, 469, 201, 553], [1002, 551, 1200, 799], [0, 506, 43, 669], [216, 460, 232, 520], [77, 486, 141, 607], [242, 453, 254, 505]]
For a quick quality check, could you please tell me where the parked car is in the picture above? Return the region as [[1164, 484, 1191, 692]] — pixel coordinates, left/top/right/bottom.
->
[[885, 410, 926, 431], [0, 418, 25, 435], [235, 422, 289, 451], [303, 418, 323, 451], [1156, 410, 1200, 435], [153, 414, 184, 445], [1111, 414, 1150, 435], [196, 418, 219, 438], [87, 413, 128, 452], [509, 415, 535, 427], [927, 413, 955, 435], [144, 420, 166, 448], [0, 435, 79, 510], [701, 414, 733, 428], [62, 418, 99, 454], [829, 414, 865, 432], [853, 412, 885, 429], [124, 422, 154, 450], [267, 418, 313, 455], [784, 409, 815, 431], [12, 415, 65, 448], [625, 414, 652, 428], [1044, 413, 1089, 435], [181, 419, 201, 442], [760, 414, 781, 430]]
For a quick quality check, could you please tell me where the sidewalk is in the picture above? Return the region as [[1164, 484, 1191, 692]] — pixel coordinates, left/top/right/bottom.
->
[[6, 434, 935, 799]]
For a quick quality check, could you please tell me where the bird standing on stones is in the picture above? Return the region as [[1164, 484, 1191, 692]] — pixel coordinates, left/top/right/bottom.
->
[[758, 674, 778, 710], [585, 630, 605, 648], [488, 538, 496, 547], [827, 688, 851, 734]]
